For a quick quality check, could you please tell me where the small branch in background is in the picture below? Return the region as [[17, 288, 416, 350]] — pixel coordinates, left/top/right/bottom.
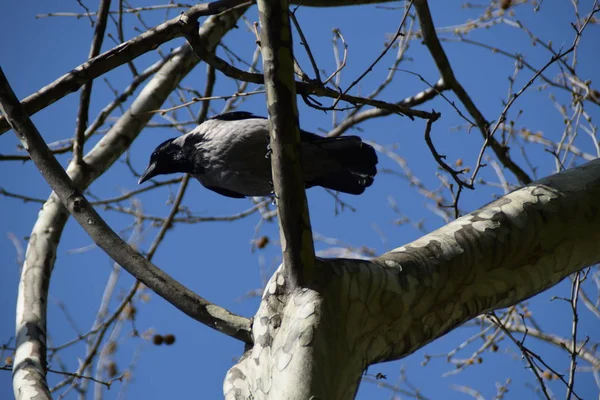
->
[[363, 366, 431, 400], [0, 0, 247, 135], [488, 312, 553, 400], [98, 199, 271, 225], [75, 0, 95, 26], [566, 272, 582, 400], [413, 0, 532, 185], [152, 90, 265, 115], [326, 79, 447, 138], [450, 384, 485, 400], [0, 188, 46, 204], [198, 64, 216, 123], [469, 9, 598, 185], [223, 46, 262, 112], [113, 0, 139, 76], [73, 0, 112, 165], [422, 114, 465, 218], [36, 4, 194, 19], [290, 9, 322, 83], [6, 232, 25, 266], [0, 365, 123, 390], [397, 68, 475, 126], [191, 45, 434, 118], [89, 177, 184, 205], [331, 0, 414, 110]]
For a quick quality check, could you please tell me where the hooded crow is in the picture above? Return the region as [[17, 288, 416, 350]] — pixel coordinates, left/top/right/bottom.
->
[[139, 111, 378, 198]]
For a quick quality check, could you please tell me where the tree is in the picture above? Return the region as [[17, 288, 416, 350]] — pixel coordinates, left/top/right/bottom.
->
[[1, 0, 599, 399]]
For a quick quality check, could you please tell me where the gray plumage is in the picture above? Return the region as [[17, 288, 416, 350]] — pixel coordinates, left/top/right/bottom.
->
[[139, 112, 378, 198]]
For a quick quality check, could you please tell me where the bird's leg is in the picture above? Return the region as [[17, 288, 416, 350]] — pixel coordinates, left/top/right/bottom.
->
[[265, 129, 274, 159], [266, 132, 276, 203], [268, 181, 279, 204]]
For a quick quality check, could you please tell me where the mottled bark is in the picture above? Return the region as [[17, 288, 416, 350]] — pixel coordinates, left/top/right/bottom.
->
[[257, 0, 316, 288], [225, 159, 600, 399]]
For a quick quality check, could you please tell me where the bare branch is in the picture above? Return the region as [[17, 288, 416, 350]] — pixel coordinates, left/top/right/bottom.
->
[[413, 0, 532, 184], [187, 42, 435, 120], [290, 10, 321, 83], [470, 5, 599, 186], [73, 0, 112, 165], [332, 0, 414, 109], [566, 272, 582, 400]]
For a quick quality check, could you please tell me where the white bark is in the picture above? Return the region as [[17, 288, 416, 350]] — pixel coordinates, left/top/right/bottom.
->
[[12, 10, 246, 399], [225, 159, 600, 399]]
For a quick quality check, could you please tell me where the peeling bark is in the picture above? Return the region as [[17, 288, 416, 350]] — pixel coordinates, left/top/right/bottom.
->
[[225, 159, 600, 399]]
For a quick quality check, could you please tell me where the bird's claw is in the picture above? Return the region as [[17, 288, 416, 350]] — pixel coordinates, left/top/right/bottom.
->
[[265, 143, 272, 159]]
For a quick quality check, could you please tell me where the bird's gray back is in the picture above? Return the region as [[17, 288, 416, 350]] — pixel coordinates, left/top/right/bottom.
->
[[182, 118, 274, 196], [176, 117, 345, 196]]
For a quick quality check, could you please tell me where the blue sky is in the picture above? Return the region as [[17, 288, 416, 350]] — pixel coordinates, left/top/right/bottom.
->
[[1, 0, 599, 399]]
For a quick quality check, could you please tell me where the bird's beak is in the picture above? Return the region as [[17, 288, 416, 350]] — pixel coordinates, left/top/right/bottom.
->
[[138, 162, 157, 185]]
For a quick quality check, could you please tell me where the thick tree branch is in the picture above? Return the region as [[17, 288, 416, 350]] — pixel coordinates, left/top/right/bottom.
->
[[7, 10, 248, 400], [374, 163, 600, 362], [0, 68, 251, 338], [226, 159, 600, 398], [257, 0, 315, 287]]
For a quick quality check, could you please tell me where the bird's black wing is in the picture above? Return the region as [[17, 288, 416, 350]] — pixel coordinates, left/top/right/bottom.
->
[[302, 134, 378, 195], [210, 111, 266, 121], [300, 129, 326, 142], [204, 185, 247, 198]]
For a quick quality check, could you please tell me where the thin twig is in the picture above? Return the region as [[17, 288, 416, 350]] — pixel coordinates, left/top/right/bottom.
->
[[73, 0, 112, 165], [153, 90, 264, 115], [323, 29, 348, 86], [35, 4, 193, 19], [488, 312, 552, 400], [290, 9, 322, 83], [413, 0, 532, 185], [469, 10, 598, 185], [566, 272, 582, 400], [332, 0, 414, 109]]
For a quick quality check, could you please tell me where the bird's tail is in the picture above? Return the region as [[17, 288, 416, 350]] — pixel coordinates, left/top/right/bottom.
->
[[310, 136, 378, 195]]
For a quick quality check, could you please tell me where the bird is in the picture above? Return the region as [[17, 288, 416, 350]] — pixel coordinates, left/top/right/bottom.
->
[[138, 111, 378, 198]]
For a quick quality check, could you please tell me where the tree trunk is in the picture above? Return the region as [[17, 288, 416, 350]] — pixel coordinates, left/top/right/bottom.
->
[[225, 159, 600, 399]]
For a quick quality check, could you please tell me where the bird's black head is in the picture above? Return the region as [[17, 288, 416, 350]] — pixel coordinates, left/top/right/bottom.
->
[[138, 138, 191, 184]]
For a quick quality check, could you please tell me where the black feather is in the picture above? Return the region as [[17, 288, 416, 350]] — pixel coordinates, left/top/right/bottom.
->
[[210, 111, 266, 121], [205, 186, 246, 198], [307, 135, 377, 194]]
